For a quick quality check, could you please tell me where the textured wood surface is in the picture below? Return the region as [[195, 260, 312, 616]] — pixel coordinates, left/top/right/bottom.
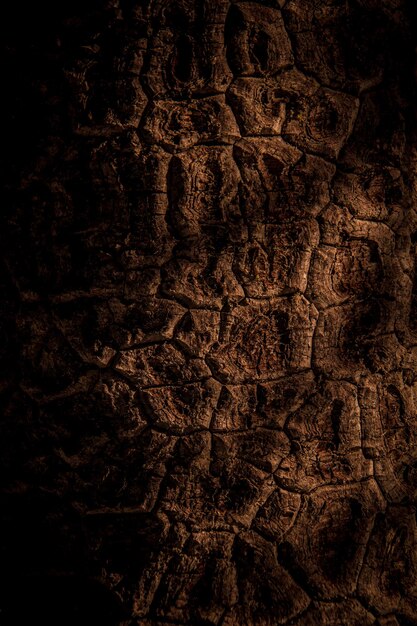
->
[[1, 1, 417, 624]]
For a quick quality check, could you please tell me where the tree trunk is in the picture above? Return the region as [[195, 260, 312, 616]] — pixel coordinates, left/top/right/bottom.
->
[[1, 1, 417, 624]]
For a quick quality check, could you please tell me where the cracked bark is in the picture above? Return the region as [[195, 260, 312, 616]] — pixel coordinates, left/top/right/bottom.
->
[[1, 1, 417, 624]]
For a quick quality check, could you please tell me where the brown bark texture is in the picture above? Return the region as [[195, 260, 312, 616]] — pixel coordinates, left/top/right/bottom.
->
[[1, 1, 417, 624]]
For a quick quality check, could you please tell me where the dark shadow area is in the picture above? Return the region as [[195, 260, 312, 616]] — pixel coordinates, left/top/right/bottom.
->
[[0, 575, 127, 625], [0, 0, 110, 188]]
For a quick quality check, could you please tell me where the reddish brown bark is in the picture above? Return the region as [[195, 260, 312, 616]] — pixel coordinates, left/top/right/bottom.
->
[[1, 1, 417, 624]]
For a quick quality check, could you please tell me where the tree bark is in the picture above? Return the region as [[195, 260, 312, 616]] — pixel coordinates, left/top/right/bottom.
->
[[1, 1, 417, 624]]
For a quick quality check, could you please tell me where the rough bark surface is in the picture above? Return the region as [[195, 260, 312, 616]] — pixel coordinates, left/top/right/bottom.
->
[[1, 1, 417, 624]]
